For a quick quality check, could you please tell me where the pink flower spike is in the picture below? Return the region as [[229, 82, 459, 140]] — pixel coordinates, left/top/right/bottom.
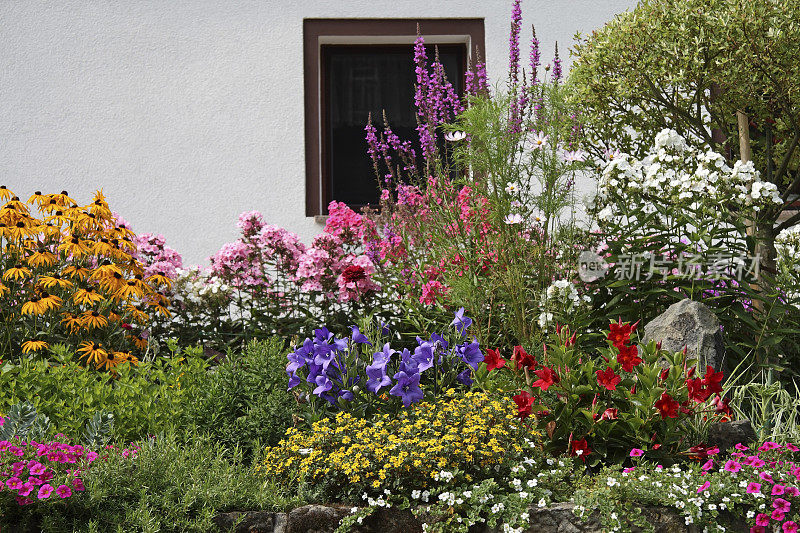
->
[[55, 485, 71, 498], [697, 481, 711, 493], [773, 484, 786, 495], [629, 448, 645, 457], [735, 443, 750, 451], [724, 460, 742, 473], [783, 521, 798, 533], [747, 482, 762, 494], [37, 484, 53, 500]]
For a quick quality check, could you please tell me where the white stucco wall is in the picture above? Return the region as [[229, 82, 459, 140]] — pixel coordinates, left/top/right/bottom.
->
[[0, 0, 636, 265]]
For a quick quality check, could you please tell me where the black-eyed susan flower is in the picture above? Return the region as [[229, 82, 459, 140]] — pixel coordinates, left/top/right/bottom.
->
[[3, 265, 31, 282], [39, 291, 62, 312], [97, 270, 125, 294], [0, 185, 12, 202], [63, 265, 92, 281], [21, 340, 49, 354], [21, 296, 48, 316], [125, 305, 150, 324], [97, 350, 123, 371], [37, 273, 73, 290], [60, 312, 83, 334], [6, 220, 37, 241], [77, 341, 107, 366], [0, 282, 7, 297], [58, 235, 91, 258], [114, 279, 145, 301], [44, 210, 71, 226], [80, 309, 108, 329], [129, 335, 148, 351], [73, 286, 104, 306], [146, 271, 173, 289], [26, 249, 58, 268], [27, 191, 47, 207]]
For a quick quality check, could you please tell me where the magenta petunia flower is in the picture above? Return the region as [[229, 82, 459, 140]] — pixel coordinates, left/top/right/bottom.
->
[[759, 441, 782, 452], [55, 485, 71, 498], [629, 448, 645, 457], [772, 509, 786, 521], [72, 478, 85, 491], [745, 455, 766, 468], [37, 484, 53, 500], [786, 487, 800, 497], [773, 484, 786, 495], [783, 521, 798, 533], [785, 443, 799, 452], [18, 482, 34, 497], [697, 481, 710, 493], [774, 498, 791, 513], [756, 513, 771, 527], [701, 459, 714, 471], [5, 477, 22, 490], [735, 443, 750, 451], [724, 460, 742, 473], [747, 482, 762, 494], [761, 472, 775, 483]]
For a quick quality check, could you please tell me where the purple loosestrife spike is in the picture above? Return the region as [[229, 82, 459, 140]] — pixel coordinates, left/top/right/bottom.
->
[[552, 42, 562, 83], [508, 0, 522, 87], [529, 24, 540, 86]]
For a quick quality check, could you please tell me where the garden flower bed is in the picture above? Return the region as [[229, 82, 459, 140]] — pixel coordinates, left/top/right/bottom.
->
[[2, 0, 800, 531]]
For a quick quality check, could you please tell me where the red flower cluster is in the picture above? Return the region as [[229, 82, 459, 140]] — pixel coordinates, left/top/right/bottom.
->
[[512, 345, 536, 370], [513, 391, 534, 419], [596, 366, 621, 391], [686, 365, 724, 403], [484, 348, 506, 371]]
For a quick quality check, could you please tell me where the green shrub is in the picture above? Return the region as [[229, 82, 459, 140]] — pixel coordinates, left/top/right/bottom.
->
[[3, 432, 301, 533], [0, 346, 208, 442], [188, 338, 295, 458]]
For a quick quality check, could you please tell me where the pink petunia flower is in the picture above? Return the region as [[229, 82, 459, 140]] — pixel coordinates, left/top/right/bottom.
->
[[745, 455, 766, 468], [761, 472, 775, 483], [18, 482, 34, 497], [629, 448, 645, 457], [772, 509, 786, 521], [55, 485, 71, 498], [785, 443, 799, 452], [5, 477, 22, 490], [697, 481, 711, 493], [701, 459, 714, 471], [785, 487, 800, 497], [747, 482, 762, 494], [759, 441, 782, 452], [724, 460, 742, 473], [37, 484, 53, 500], [774, 498, 791, 513], [783, 521, 798, 533], [72, 478, 85, 491], [735, 443, 750, 451], [756, 514, 771, 527], [773, 484, 786, 495]]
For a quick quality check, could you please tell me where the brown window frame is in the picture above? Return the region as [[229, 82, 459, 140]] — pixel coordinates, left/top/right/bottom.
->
[[303, 18, 486, 217]]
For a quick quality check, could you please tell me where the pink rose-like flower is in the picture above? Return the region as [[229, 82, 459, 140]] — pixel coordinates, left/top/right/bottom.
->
[[697, 481, 710, 493], [747, 482, 762, 494], [629, 448, 645, 457], [55, 485, 71, 498], [724, 460, 742, 473], [37, 484, 53, 500]]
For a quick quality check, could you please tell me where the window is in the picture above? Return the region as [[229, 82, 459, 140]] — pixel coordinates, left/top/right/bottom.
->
[[303, 19, 485, 216]]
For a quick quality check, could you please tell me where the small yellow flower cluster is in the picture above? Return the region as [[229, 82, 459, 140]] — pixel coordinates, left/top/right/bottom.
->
[[259, 391, 528, 490], [0, 187, 170, 366]]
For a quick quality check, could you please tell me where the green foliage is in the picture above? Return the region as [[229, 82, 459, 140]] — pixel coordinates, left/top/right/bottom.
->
[[6, 432, 302, 533], [188, 338, 295, 458], [0, 347, 208, 443], [726, 365, 800, 442]]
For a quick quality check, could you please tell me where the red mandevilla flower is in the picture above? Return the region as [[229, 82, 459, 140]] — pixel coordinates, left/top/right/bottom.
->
[[607, 320, 635, 348], [484, 348, 506, 372], [686, 377, 712, 403], [600, 407, 618, 420], [654, 392, 680, 419], [702, 365, 724, 394], [596, 366, 622, 391], [569, 439, 591, 462], [513, 391, 534, 419], [531, 366, 559, 391], [616, 344, 642, 372], [512, 345, 536, 370]]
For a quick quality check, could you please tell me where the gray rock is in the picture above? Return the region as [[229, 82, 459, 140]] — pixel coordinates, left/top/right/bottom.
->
[[707, 420, 757, 453], [286, 504, 350, 533], [642, 299, 726, 371]]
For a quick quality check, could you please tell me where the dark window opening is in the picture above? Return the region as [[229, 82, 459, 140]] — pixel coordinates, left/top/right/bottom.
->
[[322, 45, 465, 210]]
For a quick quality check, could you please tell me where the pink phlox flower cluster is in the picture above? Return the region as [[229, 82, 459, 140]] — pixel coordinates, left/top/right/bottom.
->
[[324, 201, 364, 245]]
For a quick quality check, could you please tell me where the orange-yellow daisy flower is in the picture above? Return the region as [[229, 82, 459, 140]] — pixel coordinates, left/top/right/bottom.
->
[[21, 340, 49, 354]]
